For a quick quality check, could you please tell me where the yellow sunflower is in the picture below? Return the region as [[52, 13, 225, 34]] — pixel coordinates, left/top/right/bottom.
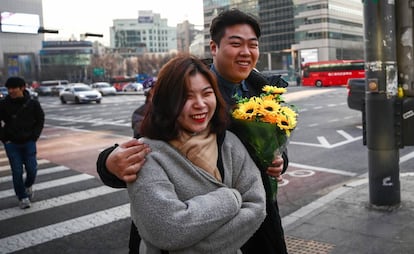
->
[[276, 107, 298, 136], [262, 85, 287, 95], [232, 98, 260, 121], [257, 99, 281, 124]]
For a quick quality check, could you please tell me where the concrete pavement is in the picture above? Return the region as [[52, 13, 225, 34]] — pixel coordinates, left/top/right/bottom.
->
[[282, 173, 414, 254]]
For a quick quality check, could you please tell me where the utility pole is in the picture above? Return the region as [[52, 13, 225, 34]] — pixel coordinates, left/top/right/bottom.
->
[[363, 0, 400, 206]]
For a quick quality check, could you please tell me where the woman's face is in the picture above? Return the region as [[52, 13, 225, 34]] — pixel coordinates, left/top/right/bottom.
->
[[177, 73, 217, 135]]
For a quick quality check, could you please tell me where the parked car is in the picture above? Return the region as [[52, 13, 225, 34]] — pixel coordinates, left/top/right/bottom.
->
[[123, 82, 143, 92], [347, 78, 366, 111], [0, 87, 8, 100], [51, 85, 67, 96], [36, 80, 69, 96], [90, 82, 117, 96], [0, 87, 37, 100], [60, 83, 102, 104], [27, 88, 39, 100]]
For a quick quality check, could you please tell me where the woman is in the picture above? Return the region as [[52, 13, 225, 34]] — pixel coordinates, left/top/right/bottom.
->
[[127, 55, 266, 254]]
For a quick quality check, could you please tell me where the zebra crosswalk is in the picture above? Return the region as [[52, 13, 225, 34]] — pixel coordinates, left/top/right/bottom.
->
[[0, 149, 131, 253]]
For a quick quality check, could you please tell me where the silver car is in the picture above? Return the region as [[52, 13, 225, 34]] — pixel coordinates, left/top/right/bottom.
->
[[60, 83, 102, 104], [90, 82, 117, 96]]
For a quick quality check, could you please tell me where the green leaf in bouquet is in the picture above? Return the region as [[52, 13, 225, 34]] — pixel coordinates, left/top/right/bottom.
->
[[230, 119, 286, 170]]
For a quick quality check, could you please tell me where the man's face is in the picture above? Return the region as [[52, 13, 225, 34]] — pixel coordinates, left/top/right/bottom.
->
[[210, 24, 259, 83], [7, 86, 25, 99]]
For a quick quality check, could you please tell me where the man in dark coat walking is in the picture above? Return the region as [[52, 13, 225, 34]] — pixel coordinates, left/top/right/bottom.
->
[[0, 77, 45, 209]]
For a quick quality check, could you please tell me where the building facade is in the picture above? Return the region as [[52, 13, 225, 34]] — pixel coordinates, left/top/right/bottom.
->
[[109, 10, 177, 55], [39, 40, 94, 81], [292, 0, 364, 64], [0, 0, 44, 83], [177, 20, 202, 54]]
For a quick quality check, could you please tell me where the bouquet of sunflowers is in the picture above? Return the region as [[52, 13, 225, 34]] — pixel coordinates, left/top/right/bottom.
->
[[230, 85, 298, 201]]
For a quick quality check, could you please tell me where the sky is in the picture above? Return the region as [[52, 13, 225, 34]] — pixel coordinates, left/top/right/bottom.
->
[[42, 0, 204, 46]]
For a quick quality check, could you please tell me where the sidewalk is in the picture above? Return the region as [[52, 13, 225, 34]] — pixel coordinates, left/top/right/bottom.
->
[[282, 173, 414, 254]]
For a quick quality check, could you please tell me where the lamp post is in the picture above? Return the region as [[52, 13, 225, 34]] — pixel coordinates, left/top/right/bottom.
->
[[80, 33, 103, 82]]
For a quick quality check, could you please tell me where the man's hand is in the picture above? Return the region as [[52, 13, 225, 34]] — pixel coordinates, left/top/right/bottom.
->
[[266, 155, 284, 182], [105, 139, 151, 183]]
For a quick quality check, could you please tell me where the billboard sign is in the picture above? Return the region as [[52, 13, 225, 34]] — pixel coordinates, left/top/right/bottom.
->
[[1, 12, 40, 34], [5, 53, 35, 78], [138, 10, 154, 23]]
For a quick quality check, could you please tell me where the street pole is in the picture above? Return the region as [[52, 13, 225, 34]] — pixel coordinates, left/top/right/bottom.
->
[[363, 0, 400, 206]]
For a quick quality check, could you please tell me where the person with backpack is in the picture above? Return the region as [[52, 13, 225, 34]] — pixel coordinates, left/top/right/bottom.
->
[[0, 76, 45, 209]]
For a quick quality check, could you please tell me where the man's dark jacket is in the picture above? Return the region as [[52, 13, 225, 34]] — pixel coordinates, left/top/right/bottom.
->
[[0, 90, 44, 144]]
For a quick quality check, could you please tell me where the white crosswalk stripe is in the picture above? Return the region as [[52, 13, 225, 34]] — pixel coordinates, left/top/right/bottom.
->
[[0, 174, 94, 199], [0, 186, 124, 221], [0, 165, 68, 183], [0, 159, 50, 173], [0, 151, 131, 253], [0, 204, 130, 253]]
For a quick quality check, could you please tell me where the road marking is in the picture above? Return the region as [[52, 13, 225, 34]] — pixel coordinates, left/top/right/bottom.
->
[[0, 165, 69, 183], [400, 151, 414, 164], [317, 136, 330, 147], [0, 204, 130, 253], [45, 115, 130, 127], [0, 159, 50, 173], [0, 186, 123, 221], [284, 89, 337, 102], [290, 130, 363, 148], [0, 174, 94, 199], [337, 130, 354, 140], [289, 162, 357, 176], [327, 118, 340, 123]]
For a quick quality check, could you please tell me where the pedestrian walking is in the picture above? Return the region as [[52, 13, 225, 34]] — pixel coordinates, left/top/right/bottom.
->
[[0, 77, 45, 209]]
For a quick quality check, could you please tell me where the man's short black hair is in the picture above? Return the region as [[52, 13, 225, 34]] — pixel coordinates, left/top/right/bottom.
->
[[209, 8, 261, 45], [5, 77, 26, 88]]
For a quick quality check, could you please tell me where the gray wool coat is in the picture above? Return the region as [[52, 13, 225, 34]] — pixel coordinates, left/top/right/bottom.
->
[[127, 131, 266, 254]]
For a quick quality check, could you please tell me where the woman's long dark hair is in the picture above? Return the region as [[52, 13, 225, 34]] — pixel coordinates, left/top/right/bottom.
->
[[140, 55, 229, 141]]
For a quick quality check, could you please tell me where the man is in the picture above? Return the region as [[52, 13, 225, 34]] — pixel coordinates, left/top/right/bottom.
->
[[0, 77, 45, 209], [96, 9, 288, 254]]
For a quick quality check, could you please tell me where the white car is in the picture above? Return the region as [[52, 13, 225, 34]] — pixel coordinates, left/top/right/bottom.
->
[[60, 83, 102, 104], [90, 82, 117, 96], [123, 82, 143, 92]]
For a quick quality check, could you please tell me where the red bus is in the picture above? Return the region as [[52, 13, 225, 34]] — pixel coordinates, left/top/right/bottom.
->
[[301, 60, 365, 87], [110, 76, 135, 91]]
